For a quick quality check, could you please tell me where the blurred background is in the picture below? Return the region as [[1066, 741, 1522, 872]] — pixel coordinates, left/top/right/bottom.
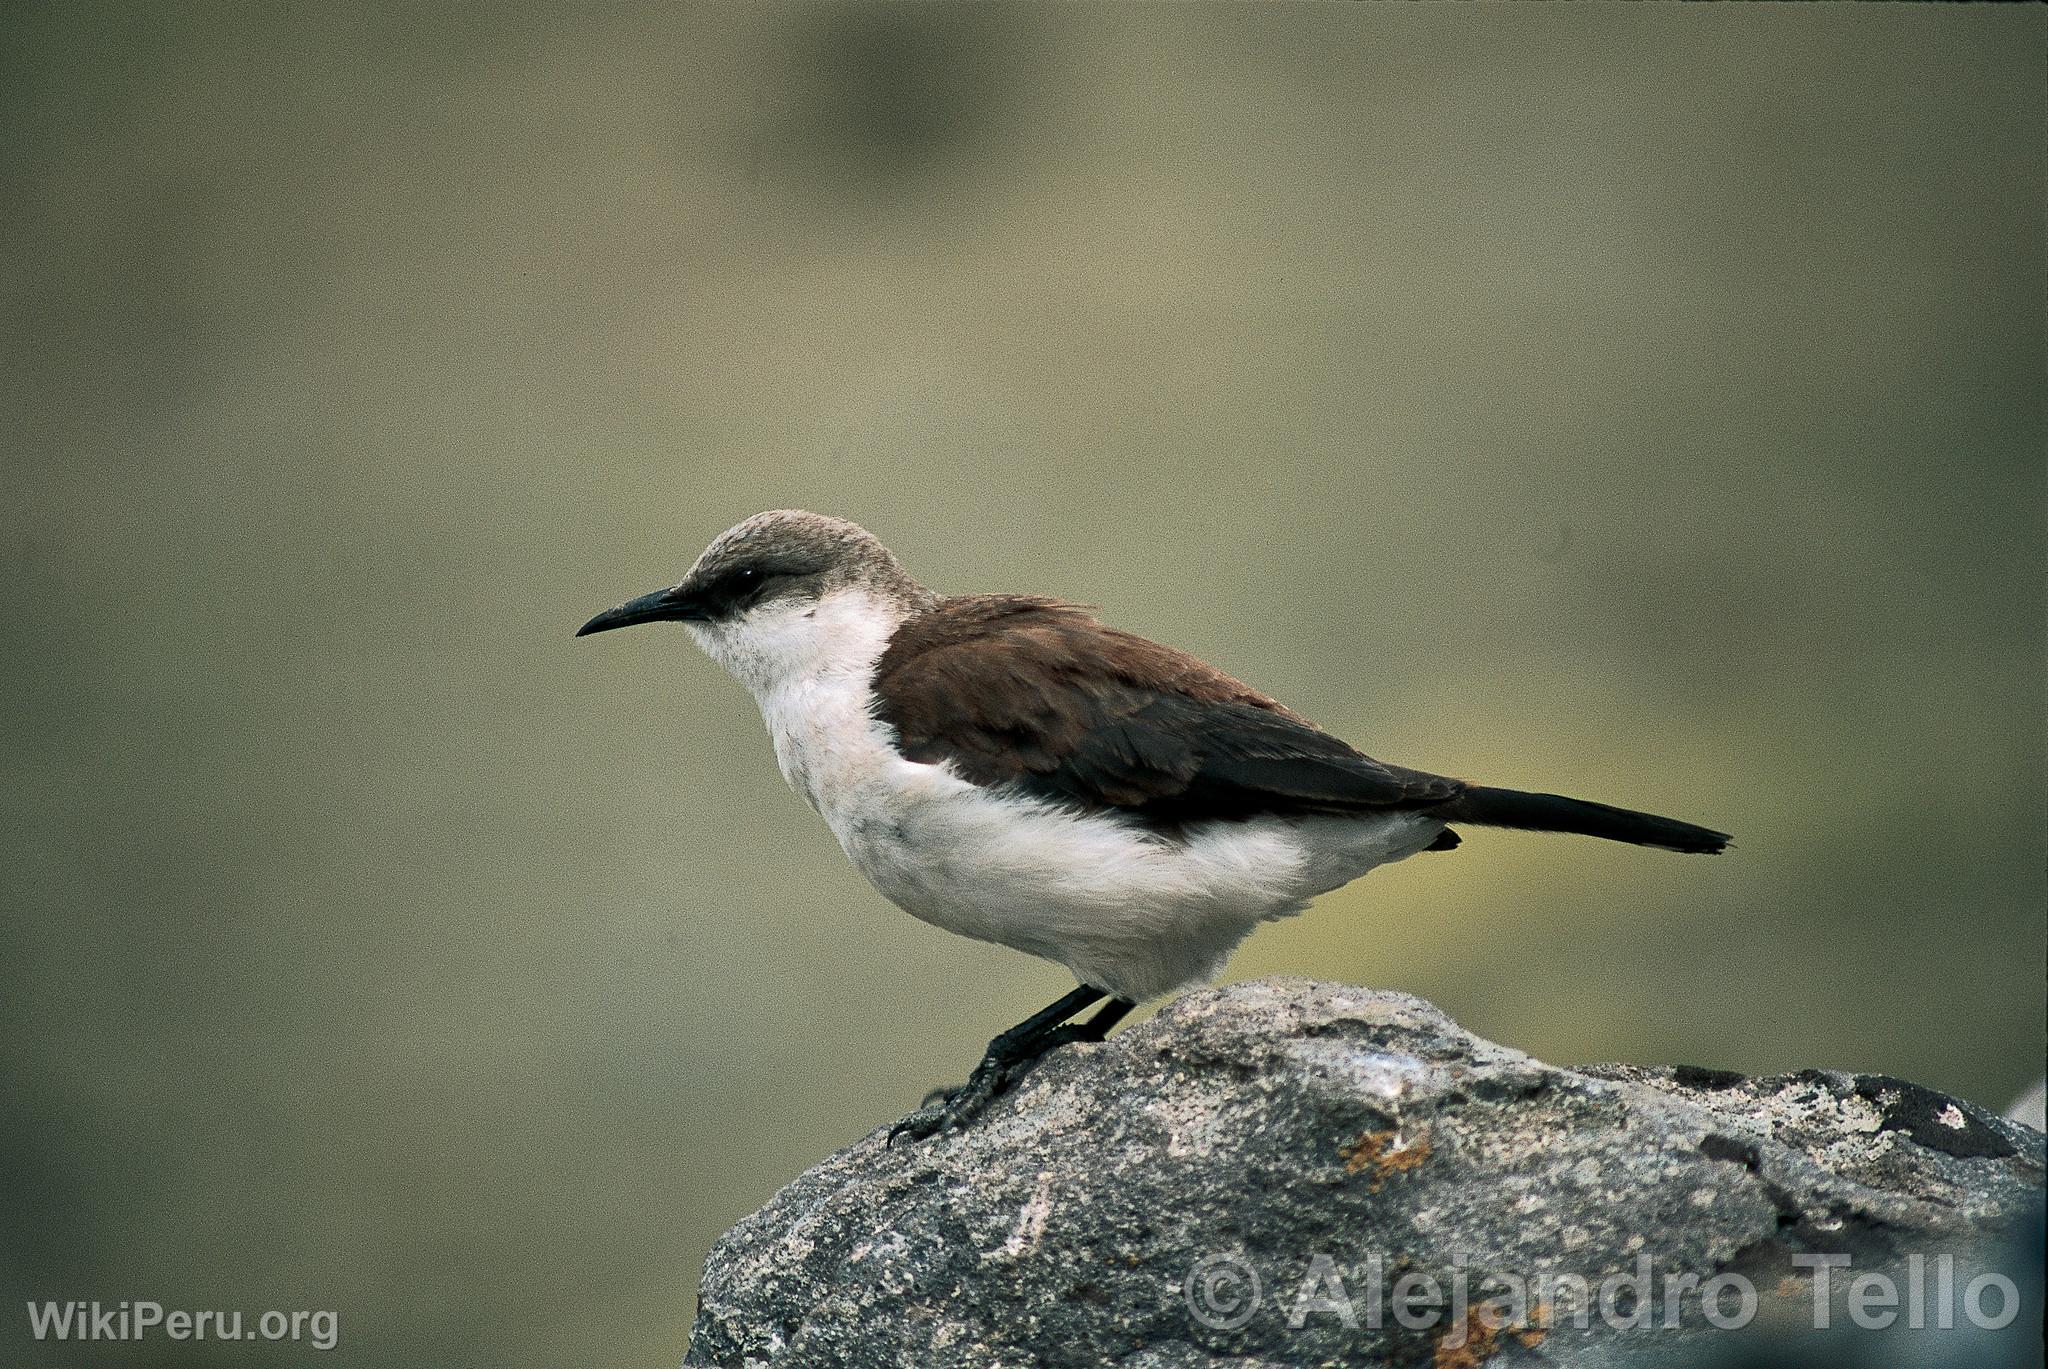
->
[[4, 5, 2042, 1366]]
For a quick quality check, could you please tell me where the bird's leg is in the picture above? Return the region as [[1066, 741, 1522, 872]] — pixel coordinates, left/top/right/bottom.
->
[[890, 987, 1133, 1143], [1034, 994, 1135, 1051], [905, 985, 1103, 1123]]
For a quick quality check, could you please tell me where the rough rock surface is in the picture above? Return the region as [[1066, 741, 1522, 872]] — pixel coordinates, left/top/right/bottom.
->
[[686, 980, 2044, 1368]]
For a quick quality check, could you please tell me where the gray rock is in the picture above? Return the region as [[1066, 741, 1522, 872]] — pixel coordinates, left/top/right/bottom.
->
[[686, 980, 2044, 1368], [2006, 1078, 2046, 1133]]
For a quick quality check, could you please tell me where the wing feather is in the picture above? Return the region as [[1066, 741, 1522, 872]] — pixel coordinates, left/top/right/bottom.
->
[[872, 597, 1462, 822]]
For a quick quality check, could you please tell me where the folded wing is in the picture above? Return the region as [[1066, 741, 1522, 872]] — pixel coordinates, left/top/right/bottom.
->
[[872, 596, 1463, 823]]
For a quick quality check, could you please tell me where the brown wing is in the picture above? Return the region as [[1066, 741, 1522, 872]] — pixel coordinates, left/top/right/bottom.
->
[[871, 596, 1464, 822]]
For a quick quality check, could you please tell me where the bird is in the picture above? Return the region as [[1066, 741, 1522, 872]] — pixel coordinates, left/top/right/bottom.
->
[[576, 510, 1729, 1140]]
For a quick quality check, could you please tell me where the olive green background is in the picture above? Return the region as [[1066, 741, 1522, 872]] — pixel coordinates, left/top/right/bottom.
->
[[4, 5, 2042, 1367]]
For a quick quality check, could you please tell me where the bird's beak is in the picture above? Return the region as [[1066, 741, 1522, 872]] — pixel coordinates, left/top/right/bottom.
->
[[575, 585, 710, 638]]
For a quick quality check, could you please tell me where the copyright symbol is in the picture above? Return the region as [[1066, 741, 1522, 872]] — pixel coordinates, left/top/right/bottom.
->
[[1183, 1252, 1261, 1330]]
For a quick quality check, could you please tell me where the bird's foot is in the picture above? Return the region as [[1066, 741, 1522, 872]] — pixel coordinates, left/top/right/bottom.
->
[[887, 1024, 1101, 1145], [886, 991, 1135, 1146], [888, 1050, 1026, 1144]]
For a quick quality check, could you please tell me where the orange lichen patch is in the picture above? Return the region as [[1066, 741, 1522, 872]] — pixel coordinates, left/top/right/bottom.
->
[[1774, 1276, 1803, 1299], [1434, 1300, 1547, 1368], [1339, 1128, 1432, 1192], [1433, 1307, 1500, 1369]]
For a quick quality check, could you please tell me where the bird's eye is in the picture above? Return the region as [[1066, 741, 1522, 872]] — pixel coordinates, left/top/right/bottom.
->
[[734, 567, 760, 585]]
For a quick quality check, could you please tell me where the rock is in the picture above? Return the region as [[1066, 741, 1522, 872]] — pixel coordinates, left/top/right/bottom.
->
[[2006, 1078, 2046, 1133], [685, 980, 2044, 1368]]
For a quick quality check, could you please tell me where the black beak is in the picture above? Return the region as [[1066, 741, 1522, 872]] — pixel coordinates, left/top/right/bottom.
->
[[575, 585, 709, 638]]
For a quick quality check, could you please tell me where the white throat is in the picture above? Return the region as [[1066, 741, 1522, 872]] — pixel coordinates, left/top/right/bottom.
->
[[687, 588, 907, 813]]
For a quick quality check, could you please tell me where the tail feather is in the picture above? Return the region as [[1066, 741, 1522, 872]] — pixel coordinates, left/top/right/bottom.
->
[[1444, 785, 1730, 855]]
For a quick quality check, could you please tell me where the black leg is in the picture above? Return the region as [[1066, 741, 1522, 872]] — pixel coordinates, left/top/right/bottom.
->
[[1074, 996, 1135, 1041], [907, 985, 1107, 1114], [889, 988, 1133, 1144], [991, 985, 1106, 1056]]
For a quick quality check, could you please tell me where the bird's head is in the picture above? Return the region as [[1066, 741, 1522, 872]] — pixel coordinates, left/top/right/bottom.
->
[[576, 510, 933, 693]]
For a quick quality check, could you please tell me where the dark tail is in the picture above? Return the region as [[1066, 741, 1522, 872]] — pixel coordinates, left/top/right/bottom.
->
[[1443, 786, 1730, 854]]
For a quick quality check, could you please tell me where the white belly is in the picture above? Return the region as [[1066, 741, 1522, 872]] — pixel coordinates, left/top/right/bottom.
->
[[831, 767, 1441, 1001]]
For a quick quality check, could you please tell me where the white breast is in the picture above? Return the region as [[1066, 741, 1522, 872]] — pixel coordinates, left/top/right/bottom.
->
[[692, 589, 1444, 1001]]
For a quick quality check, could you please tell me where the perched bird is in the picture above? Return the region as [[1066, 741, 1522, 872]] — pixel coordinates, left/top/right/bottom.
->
[[578, 510, 1729, 1139]]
